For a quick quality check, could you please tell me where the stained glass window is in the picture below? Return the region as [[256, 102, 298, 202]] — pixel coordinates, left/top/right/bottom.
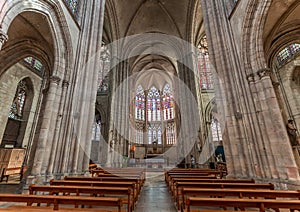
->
[[162, 84, 175, 120], [135, 123, 144, 144], [134, 84, 176, 145], [147, 124, 162, 144], [24, 57, 44, 72], [197, 36, 214, 90], [64, 0, 78, 17], [135, 85, 145, 121], [91, 118, 101, 141], [98, 43, 110, 93], [147, 86, 161, 122], [275, 43, 300, 69], [166, 122, 176, 145], [211, 116, 222, 142], [9, 80, 27, 120]]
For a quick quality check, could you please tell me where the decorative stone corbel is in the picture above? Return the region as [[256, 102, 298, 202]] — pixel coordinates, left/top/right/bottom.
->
[[0, 26, 8, 50], [246, 73, 255, 83], [257, 68, 271, 79]]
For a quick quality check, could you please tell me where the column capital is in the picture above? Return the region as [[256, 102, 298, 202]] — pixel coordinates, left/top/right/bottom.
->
[[62, 80, 70, 87], [246, 73, 255, 83], [50, 76, 61, 84], [257, 68, 271, 79]]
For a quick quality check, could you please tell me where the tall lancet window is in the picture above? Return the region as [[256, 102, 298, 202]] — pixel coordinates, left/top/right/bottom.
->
[[9, 80, 27, 120], [162, 84, 175, 120], [211, 116, 222, 142], [197, 35, 214, 90], [163, 84, 176, 145], [135, 85, 145, 121], [147, 86, 161, 122], [98, 42, 110, 93]]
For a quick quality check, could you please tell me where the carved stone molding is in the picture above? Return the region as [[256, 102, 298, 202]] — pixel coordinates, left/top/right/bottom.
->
[[62, 80, 70, 88], [246, 73, 255, 83], [50, 76, 61, 84], [247, 68, 272, 83], [257, 68, 271, 79], [0, 26, 8, 49]]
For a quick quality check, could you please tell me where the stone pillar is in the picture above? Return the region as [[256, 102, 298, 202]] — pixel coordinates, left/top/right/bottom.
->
[[66, 0, 106, 174], [50, 80, 69, 177], [200, 0, 300, 187], [31, 76, 61, 180], [0, 26, 8, 50]]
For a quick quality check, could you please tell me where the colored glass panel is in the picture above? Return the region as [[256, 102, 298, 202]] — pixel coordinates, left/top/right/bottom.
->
[[9, 80, 27, 120], [24, 57, 44, 72], [98, 43, 110, 92], [197, 36, 214, 90], [276, 43, 300, 68], [64, 0, 78, 16]]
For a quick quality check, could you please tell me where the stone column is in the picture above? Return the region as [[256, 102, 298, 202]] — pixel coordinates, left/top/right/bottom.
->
[[50, 80, 69, 177], [0, 26, 8, 50], [200, 0, 300, 187], [31, 76, 61, 180], [66, 0, 105, 174]]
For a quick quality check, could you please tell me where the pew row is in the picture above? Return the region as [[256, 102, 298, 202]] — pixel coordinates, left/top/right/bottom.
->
[[0, 194, 123, 212], [29, 185, 133, 212], [185, 197, 300, 212]]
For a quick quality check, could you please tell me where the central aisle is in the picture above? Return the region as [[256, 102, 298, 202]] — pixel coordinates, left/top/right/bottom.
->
[[134, 172, 177, 212]]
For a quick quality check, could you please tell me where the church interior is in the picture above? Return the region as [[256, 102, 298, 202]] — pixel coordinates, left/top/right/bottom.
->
[[1, 0, 300, 211]]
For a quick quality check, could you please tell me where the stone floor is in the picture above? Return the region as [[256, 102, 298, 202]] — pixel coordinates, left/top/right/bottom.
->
[[134, 172, 177, 212]]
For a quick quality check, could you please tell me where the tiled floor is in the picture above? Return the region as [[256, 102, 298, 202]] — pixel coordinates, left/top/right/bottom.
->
[[134, 172, 177, 212]]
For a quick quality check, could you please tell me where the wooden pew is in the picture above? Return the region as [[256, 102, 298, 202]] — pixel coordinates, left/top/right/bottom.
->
[[185, 197, 300, 212], [29, 185, 133, 212], [181, 188, 300, 210], [0, 193, 123, 212], [166, 172, 220, 183], [50, 180, 139, 202], [64, 176, 143, 193], [0, 206, 119, 212], [174, 182, 274, 208], [169, 178, 255, 197], [165, 168, 224, 181]]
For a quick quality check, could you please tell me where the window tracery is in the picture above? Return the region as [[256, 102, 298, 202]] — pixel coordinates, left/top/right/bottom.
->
[[134, 84, 176, 145], [211, 116, 222, 142], [24, 57, 44, 73], [9, 80, 27, 120], [275, 43, 300, 69], [197, 35, 214, 90], [98, 43, 110, 93], [135, 85, 145, 121]]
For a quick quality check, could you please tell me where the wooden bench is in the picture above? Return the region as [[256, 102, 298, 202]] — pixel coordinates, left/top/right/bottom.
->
[[0, 193, 123, 211], [174, 182, 274, 208], [50, 180, 138, 202], [166, 172, 220, 183], [64, 176, 143, 193], [0, 166, 27, 182], [0, 206, 120, 212], [29, 185, 133, 212], [181, 188, 300, 210], [169, 178, 255, 197], [185, 197, 300, 212], [165, 169, 224, 182]]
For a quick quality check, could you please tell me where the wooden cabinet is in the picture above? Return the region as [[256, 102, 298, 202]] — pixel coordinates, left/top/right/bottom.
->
[[0, 148, 25, 176]]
